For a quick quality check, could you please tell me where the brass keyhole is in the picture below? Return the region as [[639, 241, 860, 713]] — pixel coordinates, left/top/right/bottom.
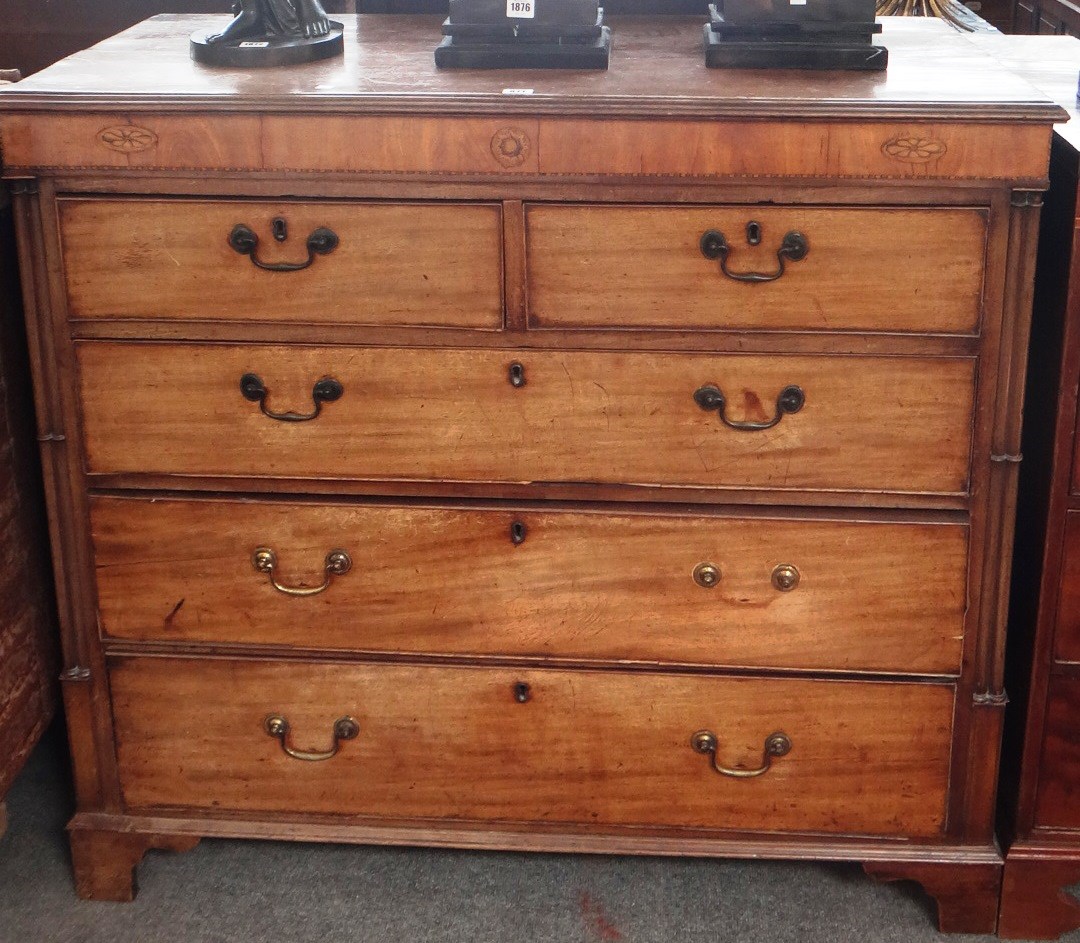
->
[[508, 362, 526, 388], [510, 521, 527, 545], [513, 682, 531, 703]]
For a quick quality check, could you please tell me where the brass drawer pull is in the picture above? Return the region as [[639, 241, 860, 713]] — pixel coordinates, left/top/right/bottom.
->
[[240, 372, 343, 422], [694, 383, 805, 431], [699, 226, 809, 284], [690, 730, 792, 779], [264, 714, 359, 762], [252, 547, 352, 597], [228, 218, 339, 272]]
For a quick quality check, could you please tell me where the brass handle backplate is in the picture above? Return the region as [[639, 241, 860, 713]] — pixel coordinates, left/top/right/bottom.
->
[[240, 372, 343, 422], [228, 218, 339, 272], [771, 564, 800, 592], [694, 383, 805, 431], [699, 225, 809, 283], [252, 547, 352, 597], [691, 730, 792, 778], [265, 714, 359, 762], [693, 562, 721, 588]]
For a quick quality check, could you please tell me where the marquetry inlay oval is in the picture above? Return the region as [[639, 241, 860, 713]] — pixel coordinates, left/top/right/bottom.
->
[[97, 125, 158, 153], [490, 127, 530, 168], [881, 135, 947, 164]]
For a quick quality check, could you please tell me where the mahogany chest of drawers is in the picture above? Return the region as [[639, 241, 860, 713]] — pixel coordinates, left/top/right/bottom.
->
[[0, 14, 1062, 931]]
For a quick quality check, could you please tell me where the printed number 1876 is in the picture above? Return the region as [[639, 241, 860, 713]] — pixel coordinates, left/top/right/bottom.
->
[[507, 0, 535, 17]]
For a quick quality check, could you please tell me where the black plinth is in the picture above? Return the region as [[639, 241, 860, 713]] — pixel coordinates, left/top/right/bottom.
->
[[703, 0, 886, 72], [704, 25, 887, 70], [190, 22, 344, 67], [435, 27, 612, 69], [704, 25, 889, 69]]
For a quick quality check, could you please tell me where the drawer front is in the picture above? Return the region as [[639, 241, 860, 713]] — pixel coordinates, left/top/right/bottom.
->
[[1052, 512, 1080, 663], [1034, 677, 1080, 830], [91, 497, 969, 674], [77, 343, 976, 496], [111, 657, 954, 837], [525, 204, 987, 334], [58, 198, 504, 329]]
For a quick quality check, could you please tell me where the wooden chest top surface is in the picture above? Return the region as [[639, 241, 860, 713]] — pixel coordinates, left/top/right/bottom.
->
[[966, 33, 1080, 148], [0, 14, 1064, 122]]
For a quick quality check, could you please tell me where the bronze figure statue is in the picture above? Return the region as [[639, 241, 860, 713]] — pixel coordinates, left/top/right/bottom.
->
[[191, 0, 344, 67], [207, 0, 333, 45]]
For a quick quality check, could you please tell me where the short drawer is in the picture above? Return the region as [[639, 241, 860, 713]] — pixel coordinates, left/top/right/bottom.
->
[[77, 343, 976, 497], [58, 198, 504, 329], [525, 204, 987, 334], [91, 496, 969, 674], [111, 657, 954, 837]]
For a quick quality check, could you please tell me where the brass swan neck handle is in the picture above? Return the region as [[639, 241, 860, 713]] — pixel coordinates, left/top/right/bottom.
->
[[240, 373, 343, 423], [699, 227, 809, 284], [693, 383, 805, 431], [690, 730, 792, 779], [228, 219, 339, 273], [264, 715, 359, 762], [252, 547, 352, 597]]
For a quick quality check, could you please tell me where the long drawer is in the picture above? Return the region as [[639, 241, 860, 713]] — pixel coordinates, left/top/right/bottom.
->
[[525, 204, 988, 334], [58, 198, 504, 329], [110, 657, 955, 838], [77, 343, 976, 497], [91, 496, 969, 674]]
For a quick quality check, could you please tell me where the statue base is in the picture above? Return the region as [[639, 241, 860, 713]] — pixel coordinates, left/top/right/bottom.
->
[[190, 22, 344, 68], [703, 0, 886, 71], [435, 28, 611, 69], [704, 25, 887, 70]]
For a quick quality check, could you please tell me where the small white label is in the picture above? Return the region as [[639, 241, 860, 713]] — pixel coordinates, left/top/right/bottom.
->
[[507, 0, 535, 18], [502, 87, 535, 95], [239, 41, 270, 47]]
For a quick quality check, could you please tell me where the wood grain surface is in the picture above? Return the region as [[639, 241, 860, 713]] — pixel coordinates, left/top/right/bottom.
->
[[76, 342, 977, 496], [110, 656, 955, 837], [1033, 676, 1080, 830], [0, 16, 1060, 122], [0, 19, 1060, 180], [90, 496, 969, 674], [526, 204, 988, 334], [59, 198, 504, 328]]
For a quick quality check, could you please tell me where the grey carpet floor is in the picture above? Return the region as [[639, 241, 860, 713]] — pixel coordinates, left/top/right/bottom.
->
[[0, 727, 1036, 943]]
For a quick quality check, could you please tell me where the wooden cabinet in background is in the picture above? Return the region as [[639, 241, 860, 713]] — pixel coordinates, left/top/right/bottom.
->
[[0, 114, 58, 834], [971, 33, 1080, 940], [1013, 0, 1080, 37], [0, 15, 1061, 931]]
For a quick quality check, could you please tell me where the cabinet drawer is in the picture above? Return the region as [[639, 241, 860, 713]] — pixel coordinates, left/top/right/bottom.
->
[[1034, 677, 1080, 830], [58, 198, 504, 329], [91, 496, 969, 674], [525, 204, 987, 334], [111, 657, 954, 838], [77, 343, 976, 497], [1052, 512, 1080, 663]]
